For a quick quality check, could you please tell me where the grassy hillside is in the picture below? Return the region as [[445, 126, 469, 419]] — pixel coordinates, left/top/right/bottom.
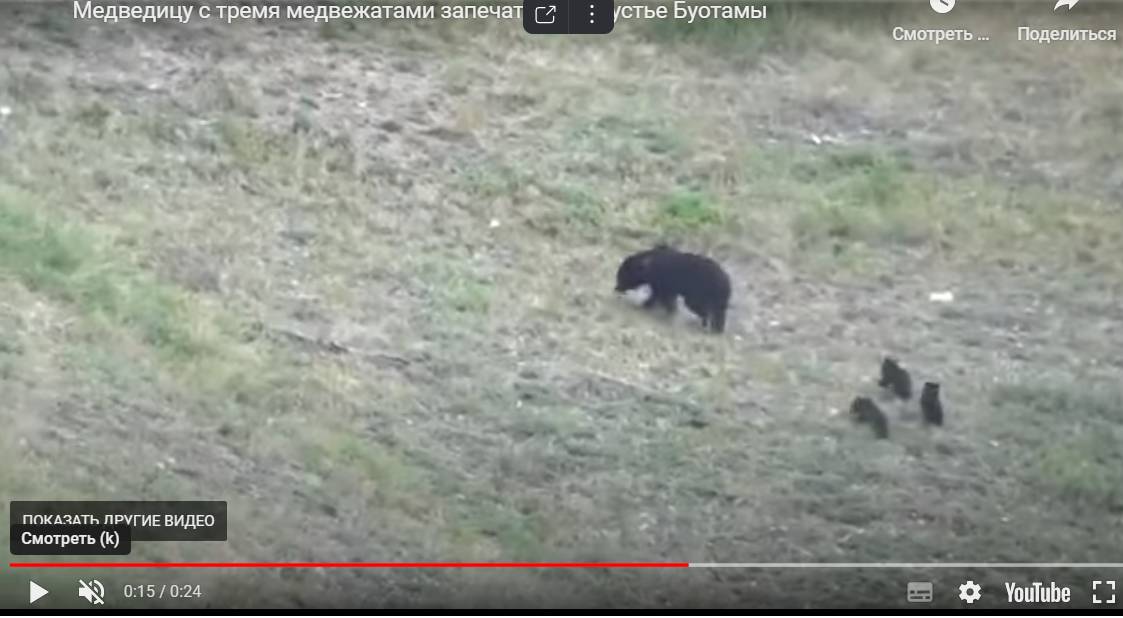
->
[[2, 1, 1121, 609]]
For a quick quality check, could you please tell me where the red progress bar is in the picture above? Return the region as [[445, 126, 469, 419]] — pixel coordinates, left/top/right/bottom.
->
[[10, 562, 689, 569]]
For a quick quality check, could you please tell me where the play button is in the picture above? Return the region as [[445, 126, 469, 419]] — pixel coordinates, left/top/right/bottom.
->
[[29, 580, 49, 604]]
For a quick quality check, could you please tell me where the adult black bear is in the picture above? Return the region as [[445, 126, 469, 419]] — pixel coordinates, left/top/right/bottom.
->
[[614, 244, 731, 333]]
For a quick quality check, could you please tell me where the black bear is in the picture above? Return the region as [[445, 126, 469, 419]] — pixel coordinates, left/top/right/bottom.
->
[[920, 382, 944, 427], [878, 357, 912, 401], [614, 244, 731, 333], [849, 396, 889, 439]]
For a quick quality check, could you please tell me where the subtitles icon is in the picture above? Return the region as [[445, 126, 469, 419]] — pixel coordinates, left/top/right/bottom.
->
[[907, 581, 934, 603], [523, 0, 614, 35]]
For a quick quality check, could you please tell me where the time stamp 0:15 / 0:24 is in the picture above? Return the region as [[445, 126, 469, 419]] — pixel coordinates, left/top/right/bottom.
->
[[121, 583, 204, 600]]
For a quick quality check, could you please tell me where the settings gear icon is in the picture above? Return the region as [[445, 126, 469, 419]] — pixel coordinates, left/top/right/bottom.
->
[[959, 580, 983, 604]]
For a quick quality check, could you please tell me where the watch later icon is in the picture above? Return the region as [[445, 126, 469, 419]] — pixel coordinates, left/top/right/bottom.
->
[[930, 0, 955, 14], [1093, 580, 1116, 604]]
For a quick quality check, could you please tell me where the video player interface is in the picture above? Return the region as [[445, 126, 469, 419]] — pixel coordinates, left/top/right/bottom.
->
[[1, 0, 1121, 610]]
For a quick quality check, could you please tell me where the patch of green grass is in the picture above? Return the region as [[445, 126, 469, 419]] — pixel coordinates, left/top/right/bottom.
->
[[207, 114, 359, 189], [459, 503, 552, 562], [460, 165, 528, 201], [790, 150, 934, 250], [295, 425, 443, 520], [73, 101, 112, 132], [655, 190, 725, 231], [991, 381, 1123, 424], [0, 186, 259, 384], [215, 117, 283, 168], [826, 150, 913, 208], [1037, 433, 1123, 512], [445, 276, 492, 314], [335, 433, 426, 489], [0, 194, 203, 360], [582, 114, 690, 159], [773, 142, 1123, 279], [540, 183, 607, 228], [412, 257, 494, 315], [991, 382, 1123, 511]]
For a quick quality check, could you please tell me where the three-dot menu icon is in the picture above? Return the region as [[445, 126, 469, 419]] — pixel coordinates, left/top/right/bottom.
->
[[523, 0, 614, 34], [571, 0, 614, 34]]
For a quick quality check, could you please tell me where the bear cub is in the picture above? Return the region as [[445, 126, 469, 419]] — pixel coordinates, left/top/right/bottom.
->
[[849, 396, 889, 439], [920, 381, 944, 427], [878, 357, 913, 401], [615, 244, 732, 333]]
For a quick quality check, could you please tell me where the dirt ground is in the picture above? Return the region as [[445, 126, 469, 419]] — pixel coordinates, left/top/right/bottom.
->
[[1, 0, 1122, 609]]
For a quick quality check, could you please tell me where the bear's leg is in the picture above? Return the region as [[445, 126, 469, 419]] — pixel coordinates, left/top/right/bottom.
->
[[683, 295, 711, 329], [709, 306, 726, 333]]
